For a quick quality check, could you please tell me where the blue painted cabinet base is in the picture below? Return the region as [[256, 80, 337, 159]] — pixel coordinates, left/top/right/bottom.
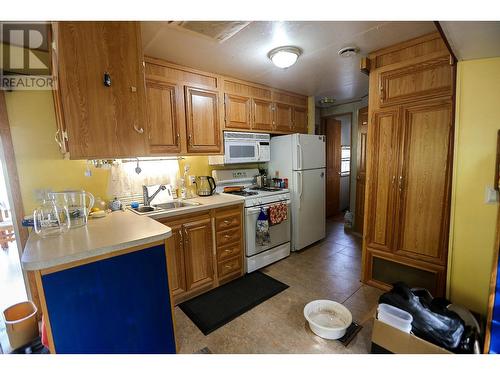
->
[[42, 244, 176, 353]]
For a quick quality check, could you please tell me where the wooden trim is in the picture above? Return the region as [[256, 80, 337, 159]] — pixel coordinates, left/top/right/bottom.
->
[[40, 240, 165, 275], [162, 240, 178, 353], [495, 130, 500, 191], [0, 92, 40, 314], [433, 21, 458, 64], [368, 32, 442, 60], [484, 204, 500, 353], [34, 270, 56, 354], [360, 57, 371, 75]]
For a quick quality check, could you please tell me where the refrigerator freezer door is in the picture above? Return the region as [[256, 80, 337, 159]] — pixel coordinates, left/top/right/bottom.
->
[[292, 134, 326, 170], [291, 168, 326, 250]]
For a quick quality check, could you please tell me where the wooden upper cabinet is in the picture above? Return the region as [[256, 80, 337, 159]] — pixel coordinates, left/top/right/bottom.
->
[[365, 109, 400, 252], [224, 94, 251, 130], [274, 103, 293, 132], [378, 56, 453, 107], [252, 99, 274, 131], [182, 216, 215, 292], [54, 22, 147, 159], [393, 101, 452, 265], [293, 106, 308, 133], [185, 86, 221, 153], [164, 224, 187, 300], [145, 79, 182, 154]]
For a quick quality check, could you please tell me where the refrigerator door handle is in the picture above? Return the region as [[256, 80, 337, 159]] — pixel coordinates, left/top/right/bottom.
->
[[297, 171, 303, 209], [297, 143, 303, 170]]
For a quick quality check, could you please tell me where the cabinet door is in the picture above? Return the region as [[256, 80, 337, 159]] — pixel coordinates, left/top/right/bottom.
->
[[146, 80, 182, 154], [165, 224, 187, 301], [224, 94, 251, 130], [292, 106, 308, 133], [365, 109, 400, 252], [274, 103, 293, 132], [56, 22, 147, 158], [183, 216, 215, 291], [379, 56, 453, 107], [393, 101, 453, 265], [185, 86, 221, 153], [252, 99, 273, 131]]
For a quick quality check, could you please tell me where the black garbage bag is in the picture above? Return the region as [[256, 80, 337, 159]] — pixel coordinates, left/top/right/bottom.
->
[[379, 282, 465, 351]]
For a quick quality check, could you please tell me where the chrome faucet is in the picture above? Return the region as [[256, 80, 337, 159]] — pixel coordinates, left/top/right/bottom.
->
[[143, 185, 166, 206]]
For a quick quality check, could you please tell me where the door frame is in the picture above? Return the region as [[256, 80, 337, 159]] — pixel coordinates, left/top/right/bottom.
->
[[0, 92, 36, 311], [320, 112, 354, 215]]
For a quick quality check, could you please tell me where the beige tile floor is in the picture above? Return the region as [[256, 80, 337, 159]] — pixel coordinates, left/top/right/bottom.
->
[[174, 218, 383, 354]]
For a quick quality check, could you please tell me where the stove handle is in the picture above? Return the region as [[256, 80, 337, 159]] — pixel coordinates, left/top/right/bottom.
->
[[246, 200, 291, 215]]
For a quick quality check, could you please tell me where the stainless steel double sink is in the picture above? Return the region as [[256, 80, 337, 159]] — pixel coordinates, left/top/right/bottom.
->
[[130, 200, 202, 215]]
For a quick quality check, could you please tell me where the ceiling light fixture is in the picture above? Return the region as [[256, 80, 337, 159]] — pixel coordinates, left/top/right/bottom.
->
[[318, 96, 336, 107], [338, 46, 360, 58], [268, 46, 302, 69]]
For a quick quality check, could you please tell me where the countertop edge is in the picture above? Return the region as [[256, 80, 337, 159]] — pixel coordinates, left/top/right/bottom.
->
[[22, 230, 172, 272]]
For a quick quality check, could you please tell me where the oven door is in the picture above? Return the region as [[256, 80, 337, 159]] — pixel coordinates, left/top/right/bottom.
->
[[245, 201, 291, 257], [224, 140, 259, 164]]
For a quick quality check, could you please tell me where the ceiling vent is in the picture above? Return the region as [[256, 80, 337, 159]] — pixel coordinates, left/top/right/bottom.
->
[[338, 46, 360, 57], [167, 21, 251, 43]]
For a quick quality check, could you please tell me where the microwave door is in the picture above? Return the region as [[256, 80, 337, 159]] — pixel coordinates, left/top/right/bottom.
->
[[225, 142, 258, 163]]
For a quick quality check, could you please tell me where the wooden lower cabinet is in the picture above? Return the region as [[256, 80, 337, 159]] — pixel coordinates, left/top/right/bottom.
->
[[159, 204, 244, 305], [183, 216, 215, 291], [165, 224, 187, 299]]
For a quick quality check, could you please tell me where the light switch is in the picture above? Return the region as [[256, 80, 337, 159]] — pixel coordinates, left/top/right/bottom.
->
[[485, 186, 499, 204]]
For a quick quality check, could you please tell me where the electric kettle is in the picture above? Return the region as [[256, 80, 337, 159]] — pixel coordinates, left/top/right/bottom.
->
[[195, 176, 216, 196]]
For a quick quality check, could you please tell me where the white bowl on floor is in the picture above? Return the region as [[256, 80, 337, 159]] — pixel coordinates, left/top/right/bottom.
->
[[304, 300, 352, 340]]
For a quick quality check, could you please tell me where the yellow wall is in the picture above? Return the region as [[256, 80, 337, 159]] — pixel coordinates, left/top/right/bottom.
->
[[448, 57, 500, 316], [4, 90, 111, 213]]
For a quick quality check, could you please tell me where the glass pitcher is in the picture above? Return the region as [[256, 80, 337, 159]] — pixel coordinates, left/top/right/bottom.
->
[[33, 199, 71, 238], [49, 190, 95, 228]]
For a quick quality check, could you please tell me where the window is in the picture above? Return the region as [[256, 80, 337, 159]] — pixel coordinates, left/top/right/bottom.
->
[[340, 146, 350, 176]]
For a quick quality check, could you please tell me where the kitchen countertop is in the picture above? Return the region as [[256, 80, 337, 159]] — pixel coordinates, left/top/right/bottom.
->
[[22, 193, 244, 272], [145, 193, 244, 220], [22, 210, 173, 271]]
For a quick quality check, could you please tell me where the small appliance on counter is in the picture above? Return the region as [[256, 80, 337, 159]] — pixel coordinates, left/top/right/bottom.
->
[[195, 176, 216, 196]]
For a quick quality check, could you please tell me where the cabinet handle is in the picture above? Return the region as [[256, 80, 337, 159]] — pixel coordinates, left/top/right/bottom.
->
[[391, 175, 396, 185], [224, 249, 232, 253], [133, 125, 144, 134], [223, 219, 232, 225], [379, 84, 386, 101], [188, 134, 193, 146], [398, 176, 404, 192], [176, 133, 180, 145], [54, 129, 63, 149], [178, 230, 183, 249], [224, 264, 233, 269], [103, 72, 111, 87], [224, 234, 231, 239]]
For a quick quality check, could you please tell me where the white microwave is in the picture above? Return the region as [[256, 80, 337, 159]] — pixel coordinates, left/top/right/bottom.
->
[[209, 132, 270, 165]]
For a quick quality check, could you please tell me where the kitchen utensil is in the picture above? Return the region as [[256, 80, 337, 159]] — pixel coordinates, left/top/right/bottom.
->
[[223, 186, 244, 193], [195, 176, 216, 196], [49, 190, 95, 228], [33, 198, 71, 237]]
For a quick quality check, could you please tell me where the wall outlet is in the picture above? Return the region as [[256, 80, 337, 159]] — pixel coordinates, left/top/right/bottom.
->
[[485, 186, 499, 204], [189, 175, 196, 184]]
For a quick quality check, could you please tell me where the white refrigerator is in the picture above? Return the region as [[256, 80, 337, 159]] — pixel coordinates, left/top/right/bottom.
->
[[269, 134, 326, 251]]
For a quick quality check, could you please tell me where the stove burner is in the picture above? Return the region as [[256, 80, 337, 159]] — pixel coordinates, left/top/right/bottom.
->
[[226, 190, 258, 197]]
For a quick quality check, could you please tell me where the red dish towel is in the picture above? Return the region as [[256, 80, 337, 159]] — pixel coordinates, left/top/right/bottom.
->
[[268, 203, 288, 226]]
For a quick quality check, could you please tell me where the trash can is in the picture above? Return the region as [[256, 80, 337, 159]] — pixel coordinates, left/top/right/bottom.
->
[[3, 301, 39, 349]]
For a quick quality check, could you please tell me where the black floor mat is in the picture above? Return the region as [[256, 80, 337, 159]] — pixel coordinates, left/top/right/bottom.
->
[[180, 271, 289, 335]]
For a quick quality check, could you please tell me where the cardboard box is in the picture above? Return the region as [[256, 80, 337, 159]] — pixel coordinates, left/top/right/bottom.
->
[[371, 317, 452, 354]]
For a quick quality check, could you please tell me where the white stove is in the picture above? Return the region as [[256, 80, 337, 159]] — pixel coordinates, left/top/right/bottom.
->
[[212, 169, 291, 272]]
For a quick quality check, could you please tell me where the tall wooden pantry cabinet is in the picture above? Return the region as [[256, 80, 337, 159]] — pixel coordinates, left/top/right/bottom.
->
[[362, 32, 455, 296]]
